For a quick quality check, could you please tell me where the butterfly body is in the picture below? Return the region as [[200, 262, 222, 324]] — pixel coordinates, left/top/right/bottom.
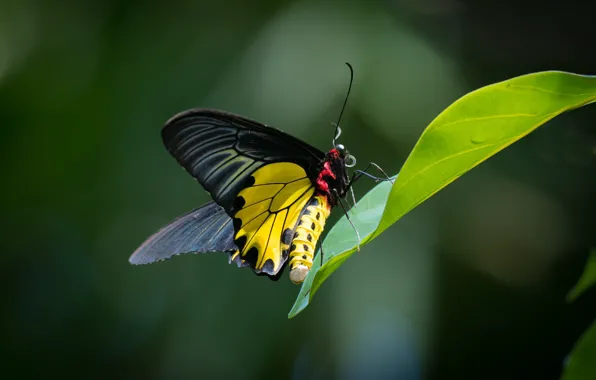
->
[[285, 194, 332, 283]]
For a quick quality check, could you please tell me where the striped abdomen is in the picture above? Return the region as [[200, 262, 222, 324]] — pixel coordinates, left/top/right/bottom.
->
[[287, 194, 331, 284]]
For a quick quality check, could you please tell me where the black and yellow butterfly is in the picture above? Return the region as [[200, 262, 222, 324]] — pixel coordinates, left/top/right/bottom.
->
[[129, 65, 389, 283]]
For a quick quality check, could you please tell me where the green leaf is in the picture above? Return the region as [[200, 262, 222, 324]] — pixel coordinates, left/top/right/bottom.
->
[[561, 249, 596, 379], [289, 71, 596, 318], [288, 175, 396, 318], [561, 321, 596, 380], [567, 248, 596, 302]]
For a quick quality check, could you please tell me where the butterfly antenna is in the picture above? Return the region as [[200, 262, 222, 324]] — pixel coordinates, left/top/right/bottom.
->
[[332, 62, 354, 146]]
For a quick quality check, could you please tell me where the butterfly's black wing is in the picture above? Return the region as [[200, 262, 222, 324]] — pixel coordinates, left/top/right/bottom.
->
[[159, 109, 326, 276], [161, 109, 325, 214], [129, 201, 241, 265]]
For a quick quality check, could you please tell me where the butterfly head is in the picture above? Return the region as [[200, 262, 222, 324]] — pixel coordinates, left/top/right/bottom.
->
[[335, 143, 347, 157], [332, 143, 356, 168]]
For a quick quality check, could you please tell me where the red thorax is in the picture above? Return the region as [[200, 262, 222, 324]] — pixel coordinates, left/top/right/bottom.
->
[[315, 148, 339, 194]]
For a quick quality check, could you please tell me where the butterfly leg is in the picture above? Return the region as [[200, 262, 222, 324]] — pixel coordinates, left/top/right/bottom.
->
[[333, 188, 361, 252], [346, 162, 393, 209], [320, 243, 325, 266], [349, 186, 357, 209], [350, 162, 394, 187]]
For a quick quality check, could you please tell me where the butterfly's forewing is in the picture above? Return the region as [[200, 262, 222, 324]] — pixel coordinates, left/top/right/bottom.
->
[[161, 109, 324, 214], [161, 110, 325, 277], [129, 201, 237, 265]]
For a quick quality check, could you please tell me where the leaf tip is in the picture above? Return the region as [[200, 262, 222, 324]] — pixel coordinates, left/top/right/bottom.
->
[[287, 294, 309, 319]]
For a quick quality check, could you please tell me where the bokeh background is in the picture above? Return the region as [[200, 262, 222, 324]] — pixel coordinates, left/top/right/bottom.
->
[[1, 0, 595, 379]]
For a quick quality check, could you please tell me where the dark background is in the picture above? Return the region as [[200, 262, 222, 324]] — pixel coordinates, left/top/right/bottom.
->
[[1, 0, 594, 379]]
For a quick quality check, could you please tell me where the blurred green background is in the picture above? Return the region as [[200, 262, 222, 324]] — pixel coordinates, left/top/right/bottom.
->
[[1, 0, 595, 379]]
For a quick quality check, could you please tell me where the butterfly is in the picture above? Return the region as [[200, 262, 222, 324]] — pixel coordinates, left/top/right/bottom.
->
[[129, 63, 391, 284]]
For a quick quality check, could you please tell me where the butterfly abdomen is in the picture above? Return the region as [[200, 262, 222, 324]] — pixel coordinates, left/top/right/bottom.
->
[[287, 194, 332, 284]]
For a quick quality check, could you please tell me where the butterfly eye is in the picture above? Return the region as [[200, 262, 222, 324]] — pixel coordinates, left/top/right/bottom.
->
[[345, 154, 356, 168], [335, 144, 347, 157]]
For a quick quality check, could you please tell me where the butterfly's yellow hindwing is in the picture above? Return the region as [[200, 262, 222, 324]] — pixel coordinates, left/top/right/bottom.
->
[[232, 162, 315, 274]]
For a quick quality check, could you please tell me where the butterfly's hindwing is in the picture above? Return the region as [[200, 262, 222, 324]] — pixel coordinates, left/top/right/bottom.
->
[[129, 201, 236, 265], [231, 162, 315, 275]]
